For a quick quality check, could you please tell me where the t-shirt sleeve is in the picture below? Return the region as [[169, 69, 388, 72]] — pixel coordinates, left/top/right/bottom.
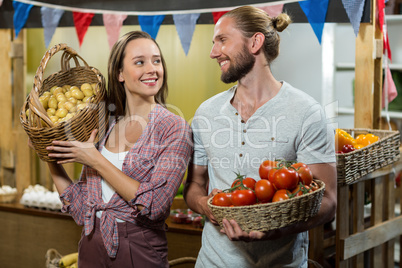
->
[[191, 112, 209, 166], [296, 103, 336, 164]]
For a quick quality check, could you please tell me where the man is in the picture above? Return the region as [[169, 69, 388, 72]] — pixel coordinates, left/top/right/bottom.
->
[[184, 6, 337, 268]]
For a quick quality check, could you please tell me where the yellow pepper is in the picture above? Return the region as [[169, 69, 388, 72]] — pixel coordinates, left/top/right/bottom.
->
[[356, 133, 379, 147], [335, 129, 356, 151]]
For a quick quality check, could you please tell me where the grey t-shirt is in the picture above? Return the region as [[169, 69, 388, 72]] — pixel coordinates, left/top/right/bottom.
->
[[191, 81, 335, 268]]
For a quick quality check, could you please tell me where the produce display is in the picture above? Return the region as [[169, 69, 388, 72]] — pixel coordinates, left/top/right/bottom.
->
[[335, 128, 379, 154], [170, 208, 204, 228], [59, 252, 78, 268], [20, 184, 62, 210], [0, 185, 17, 203], [211, 160, 319, 207], [26, 82, 99, 126]]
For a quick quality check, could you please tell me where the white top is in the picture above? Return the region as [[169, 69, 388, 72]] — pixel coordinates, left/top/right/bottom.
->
[[96, 146, 129, 222]]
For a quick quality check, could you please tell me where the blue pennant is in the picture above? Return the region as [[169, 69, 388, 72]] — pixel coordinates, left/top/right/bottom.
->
[[138, 15, 165, 39], [13, 1, 34, 37], [299, 0, 330, 44]]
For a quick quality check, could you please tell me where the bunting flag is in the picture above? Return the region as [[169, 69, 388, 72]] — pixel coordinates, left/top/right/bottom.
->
[[341, 0, 365, 36], [259, 3, 284, 18], [12, 1, 34, 37], [382, 65, 397, 108], [103, 13, 127, 50], [377, 0, 392, 61], [41, 7, 64, 48], [212, 11, 229, 24], [173, 13, 200, 55], [73, 11, 95, 47], [299, 0, 329, 44], [138, 15, 165, 39], [0, 0, 3, 7]]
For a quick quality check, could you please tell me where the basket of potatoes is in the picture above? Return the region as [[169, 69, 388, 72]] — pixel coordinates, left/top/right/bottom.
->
[[20, 43, 107, 162]]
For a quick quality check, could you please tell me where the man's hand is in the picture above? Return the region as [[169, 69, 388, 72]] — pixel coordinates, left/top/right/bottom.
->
[[220, 219, 282, 242]]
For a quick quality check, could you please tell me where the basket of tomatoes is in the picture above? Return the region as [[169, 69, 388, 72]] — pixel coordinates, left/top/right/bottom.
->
[[335, 128, 400, 185], [207, 160, 325, 232]]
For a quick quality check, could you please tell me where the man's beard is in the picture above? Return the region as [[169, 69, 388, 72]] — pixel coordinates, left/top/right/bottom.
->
[[221, 45, 255, 84]]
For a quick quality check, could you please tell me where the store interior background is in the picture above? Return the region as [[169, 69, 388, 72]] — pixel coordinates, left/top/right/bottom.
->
[[25, 18, 402, 141]]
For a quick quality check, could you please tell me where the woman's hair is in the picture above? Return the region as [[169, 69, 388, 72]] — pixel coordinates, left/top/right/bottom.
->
[[222, 6, 292, 65], [107, 31, 168, 117]]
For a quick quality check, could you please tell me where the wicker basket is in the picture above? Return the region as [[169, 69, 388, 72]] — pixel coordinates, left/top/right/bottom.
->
[[336, 128, 400, 185], [0, 193, 17, 203], [207, 180, 325, 232], [20, 43, 107, 162]]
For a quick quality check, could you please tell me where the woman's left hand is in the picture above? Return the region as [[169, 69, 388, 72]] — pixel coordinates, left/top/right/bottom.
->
[[47, 129, 99, 166]]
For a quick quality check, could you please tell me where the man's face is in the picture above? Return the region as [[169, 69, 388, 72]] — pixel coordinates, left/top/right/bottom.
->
[[210, 17, 255, 83]]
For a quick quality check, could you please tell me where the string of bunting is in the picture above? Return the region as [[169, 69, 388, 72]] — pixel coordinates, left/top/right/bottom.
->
[[5, 0, 376, 55]]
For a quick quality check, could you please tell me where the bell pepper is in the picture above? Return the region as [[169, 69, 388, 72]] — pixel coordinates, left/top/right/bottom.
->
[[335, 129, 356, 151], [355, 133, 379, 147]]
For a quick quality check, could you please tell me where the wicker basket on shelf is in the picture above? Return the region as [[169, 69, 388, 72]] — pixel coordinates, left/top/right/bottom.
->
[[207, 180, 325, 232], [336, 128, 400, 185], [20, 43, 107, 162], [0, 193, 17, 203]]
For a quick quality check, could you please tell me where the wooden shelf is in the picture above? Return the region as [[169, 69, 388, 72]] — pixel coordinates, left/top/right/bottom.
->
[[336, 62, 402, 71], [337, 106, 402, 119]]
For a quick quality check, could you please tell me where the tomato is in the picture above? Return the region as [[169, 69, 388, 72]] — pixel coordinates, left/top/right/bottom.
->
[[291, 162, 307, 169], [232, 177, 257, 190], [272, 189, 290, 202], [254, 179, 276, 203], [310, 181, 319, 191], [259, 160, 278, 180], [231, 189, 257, 206], [291, 183, 312, 197], [296, 166, 313, 185], [212, 192, 232, 206], [269, 167, 299, 190]]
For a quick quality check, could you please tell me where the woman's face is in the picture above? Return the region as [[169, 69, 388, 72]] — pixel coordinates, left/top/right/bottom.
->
[[118, 38, 164, 102]]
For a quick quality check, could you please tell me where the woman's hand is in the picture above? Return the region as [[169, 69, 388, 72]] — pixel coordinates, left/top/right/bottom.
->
[[46, 129, 99, 167]]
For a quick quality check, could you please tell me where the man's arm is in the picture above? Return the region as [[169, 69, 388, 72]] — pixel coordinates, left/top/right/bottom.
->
[[184, 163, 219, 224]]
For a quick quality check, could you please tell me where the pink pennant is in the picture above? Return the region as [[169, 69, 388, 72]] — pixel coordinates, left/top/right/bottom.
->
[[73, 12, 95, 47], [103, 13, 127, 50], [382, 66, 398, 108], [259, 4, 284, 17]]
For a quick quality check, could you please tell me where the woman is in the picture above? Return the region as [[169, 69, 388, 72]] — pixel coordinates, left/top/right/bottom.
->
[[45, 31, 193, 267]]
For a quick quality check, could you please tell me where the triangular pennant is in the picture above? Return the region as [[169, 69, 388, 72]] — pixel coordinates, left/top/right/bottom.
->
[[259, 4, 284, 18], [299, 0, 329, 44], [341, 0, 365, 36], [212, 11, 228, 24], [0, 0, 3, 7], [103, 13, 127, 50], [377, 0, 392, 61], [41, 7, 64, 48], [173, 13, 200, 56], [138, 15, 165, 39], [73, 11, 95, 47], [382, 65, 397, 108], [12, 1, 34, 38]]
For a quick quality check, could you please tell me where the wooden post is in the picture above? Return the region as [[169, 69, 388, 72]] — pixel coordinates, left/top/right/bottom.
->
[[12, 30, 33, 198], [354, 0, 382, 129], [0, 29, 13, 186]]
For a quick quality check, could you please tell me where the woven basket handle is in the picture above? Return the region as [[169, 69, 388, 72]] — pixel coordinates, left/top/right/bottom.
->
[[28, 44, 91, 127], [33, 43, 89, 94]]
